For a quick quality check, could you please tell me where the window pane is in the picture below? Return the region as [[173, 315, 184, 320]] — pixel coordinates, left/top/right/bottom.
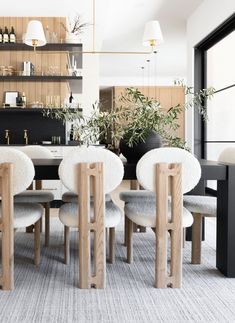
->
[[207, 31, 235, 90], [206, 86, 235, 141]]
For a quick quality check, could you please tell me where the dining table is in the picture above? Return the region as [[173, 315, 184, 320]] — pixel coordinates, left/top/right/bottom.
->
[[32, 157, 235, 278]]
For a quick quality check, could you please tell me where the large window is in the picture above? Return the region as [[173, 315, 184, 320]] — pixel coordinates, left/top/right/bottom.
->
[[194, 13, 235, 159]]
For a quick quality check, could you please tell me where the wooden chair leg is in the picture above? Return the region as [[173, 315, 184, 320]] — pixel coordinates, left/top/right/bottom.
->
[[45, 202, 50, 247], [182, 228, 186, 248], [170, 226, 182, 288], [127, 218, 133, 264], [64, 226, 70, 265], [34, 220, 41, 266], [124, 215, 128, 246], [191, 213, 202, 264], [1, 173, 14, 290], [109, 227, 115, 264], [40, 218, 43, 233]]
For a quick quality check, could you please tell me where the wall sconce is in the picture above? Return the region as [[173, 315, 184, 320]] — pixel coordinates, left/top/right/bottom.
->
[[24, 20, 46, 50], [142, 20, 163, 47]]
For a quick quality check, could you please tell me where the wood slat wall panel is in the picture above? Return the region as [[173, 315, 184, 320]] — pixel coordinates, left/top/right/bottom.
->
[[101, 86, 185, 140], [0, 17, 68, 107]]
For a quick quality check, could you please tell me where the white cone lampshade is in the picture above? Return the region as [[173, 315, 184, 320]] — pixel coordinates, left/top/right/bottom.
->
[[24, 20, 46, 47], [142, 20, 163, 47]]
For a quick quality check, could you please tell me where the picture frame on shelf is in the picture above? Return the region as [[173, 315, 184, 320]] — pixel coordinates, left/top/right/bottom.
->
[[4, 91, 19, 107]]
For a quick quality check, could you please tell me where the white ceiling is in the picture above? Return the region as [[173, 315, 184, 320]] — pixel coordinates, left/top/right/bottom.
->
[[93, 0, 203, 85]]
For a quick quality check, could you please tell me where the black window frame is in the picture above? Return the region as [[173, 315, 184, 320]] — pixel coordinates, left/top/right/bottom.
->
[[194, 13, 235, 158]]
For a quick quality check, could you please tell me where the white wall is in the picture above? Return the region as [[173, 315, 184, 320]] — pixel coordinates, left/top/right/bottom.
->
[[186, 0, 235, 151], [0, 0, 99, 117]]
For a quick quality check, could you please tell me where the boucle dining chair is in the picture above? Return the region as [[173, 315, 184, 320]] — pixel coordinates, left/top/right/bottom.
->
[[119, 147, 201, 288], [15, 145, 54, 246], [58, 147, 124, 288], [183, 147, 235, 264], [0, 148, 43, 290], [61, 191, 116, 263]]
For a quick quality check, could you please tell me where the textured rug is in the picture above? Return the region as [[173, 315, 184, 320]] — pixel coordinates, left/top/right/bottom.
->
[[0, 218, 235, 323]]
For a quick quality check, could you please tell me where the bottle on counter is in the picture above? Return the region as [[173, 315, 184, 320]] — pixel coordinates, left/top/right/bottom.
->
[[3, 27, 9, 43], [9, 27, 16, 43], [69, 92, 74, 103], [21, 92, 26, 108], [16, 93, 23, 107], [69, 124, 74, 141], [0, 28, 3, 43]]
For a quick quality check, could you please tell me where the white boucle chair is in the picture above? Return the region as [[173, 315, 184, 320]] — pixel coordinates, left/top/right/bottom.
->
[[183, 147, 235, 264], [119, 147, 201, 288], [0, 148, 43, 290], [15, 146, 54, 246], [58, 147, 124, 288]]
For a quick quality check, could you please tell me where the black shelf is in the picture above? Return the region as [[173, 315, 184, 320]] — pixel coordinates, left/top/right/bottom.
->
[[0, 75, 82, 81], [0, 108, 43, 112], [0, 42, 82, 52]]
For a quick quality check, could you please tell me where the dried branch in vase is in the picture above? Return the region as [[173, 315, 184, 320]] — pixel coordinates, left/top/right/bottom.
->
[[61, 13, 90, 36]]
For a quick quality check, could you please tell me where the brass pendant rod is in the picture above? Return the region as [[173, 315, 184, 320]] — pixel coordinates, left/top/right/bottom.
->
[[37, 50, 154, 55]]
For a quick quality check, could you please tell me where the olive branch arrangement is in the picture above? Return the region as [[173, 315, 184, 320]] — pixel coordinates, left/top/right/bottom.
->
[[42, 86, 215, 151]]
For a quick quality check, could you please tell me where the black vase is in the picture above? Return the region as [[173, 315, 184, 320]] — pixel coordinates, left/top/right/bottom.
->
[[119, 129, 162, 163]]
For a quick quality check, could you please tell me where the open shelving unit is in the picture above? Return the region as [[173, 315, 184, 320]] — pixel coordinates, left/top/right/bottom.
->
[[0, 16, 82, 144]]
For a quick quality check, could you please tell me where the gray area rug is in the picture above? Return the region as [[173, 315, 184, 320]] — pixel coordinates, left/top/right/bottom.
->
[[0, 218, 235, 323]]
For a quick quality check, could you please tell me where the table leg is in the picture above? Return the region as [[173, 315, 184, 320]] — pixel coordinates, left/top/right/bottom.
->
[[217, 165, 235, 277]]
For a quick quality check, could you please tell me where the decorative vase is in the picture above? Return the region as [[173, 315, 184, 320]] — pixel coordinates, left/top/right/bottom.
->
[[119, 130, 162, 163], [65, 33, 81, 44]]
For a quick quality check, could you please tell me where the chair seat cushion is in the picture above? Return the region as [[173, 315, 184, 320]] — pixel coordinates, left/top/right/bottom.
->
[[59, 200, 122, 228], [62, 192, 112, 203], [125, 201, 193, 228], [0, 203, 43, 229], [119, 190, 155, 202], [14, 190, 54, 203], [183, 195, 217, 216]]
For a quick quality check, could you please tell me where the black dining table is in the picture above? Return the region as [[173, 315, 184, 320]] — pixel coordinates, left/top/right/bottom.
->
[[32, 158, 235, 278]]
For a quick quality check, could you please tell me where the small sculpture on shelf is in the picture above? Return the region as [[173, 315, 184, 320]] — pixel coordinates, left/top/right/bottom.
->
[[4, 129, 10, 145], [23, 129, 28, 145]]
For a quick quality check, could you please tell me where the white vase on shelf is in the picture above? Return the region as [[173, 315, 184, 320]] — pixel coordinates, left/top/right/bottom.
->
[[65, 33, 81, 44]]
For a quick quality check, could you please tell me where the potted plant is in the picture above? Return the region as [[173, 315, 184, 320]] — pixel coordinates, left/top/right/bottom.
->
[[61, 13, 90, 43], [43, 86, 215, 162]]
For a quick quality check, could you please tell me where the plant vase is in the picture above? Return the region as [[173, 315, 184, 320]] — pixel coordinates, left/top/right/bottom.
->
[[65, 32, 81, 44], [119, 129, 162, 164]]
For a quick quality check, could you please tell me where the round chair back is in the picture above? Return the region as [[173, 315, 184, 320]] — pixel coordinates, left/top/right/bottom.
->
[[0, 148, 35, 195], [218, 147, 235, 163], [59, 147, 124, 194], [20, 145, 53, 158], [136, 147, 201, 194]]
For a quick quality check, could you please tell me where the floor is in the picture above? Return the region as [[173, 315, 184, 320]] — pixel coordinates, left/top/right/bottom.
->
[[0, 182, 234, 323]]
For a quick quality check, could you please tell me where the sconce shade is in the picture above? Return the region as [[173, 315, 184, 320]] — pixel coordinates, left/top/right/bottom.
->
[[142, 20, 163, 47], [24, 20, 46, 47]]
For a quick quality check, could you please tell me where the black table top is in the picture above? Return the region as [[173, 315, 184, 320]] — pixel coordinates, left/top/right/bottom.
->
[[32, 158, 228, 181]]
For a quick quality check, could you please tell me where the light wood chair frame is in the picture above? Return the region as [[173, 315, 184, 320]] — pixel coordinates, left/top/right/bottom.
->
[[126, 162, 183, 288], [0, 163, 14, 290], [26, 179, 51, 247], [77, 162, 105, 289]]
